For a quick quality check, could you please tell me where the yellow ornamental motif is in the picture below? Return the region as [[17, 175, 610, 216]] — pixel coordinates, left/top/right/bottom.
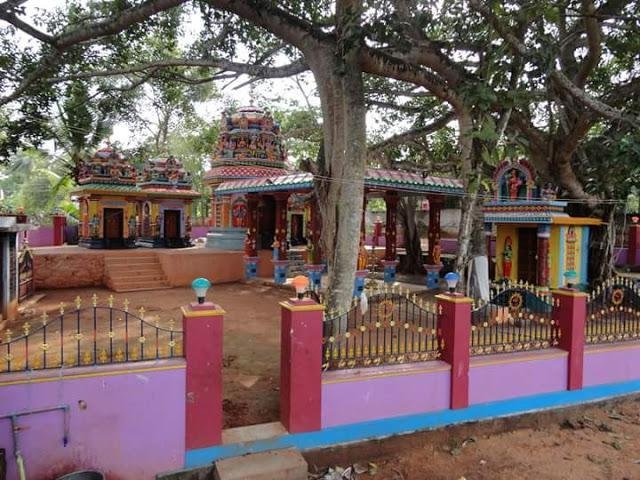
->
[[114, 350, 125, 362], [139, 336, 146, 344], [98, 349, 108, 363], [22, 322, 31, 335], [81, 351, 92, 365]]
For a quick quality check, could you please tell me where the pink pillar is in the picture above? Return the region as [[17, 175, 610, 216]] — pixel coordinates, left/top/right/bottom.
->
[[553, 289, 587, 390], [52, 213, 66, 246], [629, 222, 639, 266], [280, 298, 323, 433], [436, 294, 472, 409], [182, 301, 225, 449]]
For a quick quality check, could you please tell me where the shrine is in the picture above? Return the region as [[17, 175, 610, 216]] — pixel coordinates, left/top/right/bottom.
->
[[73, 147, 199, 249], [483, 159, 601, 289], [204, 106, 288, 250]]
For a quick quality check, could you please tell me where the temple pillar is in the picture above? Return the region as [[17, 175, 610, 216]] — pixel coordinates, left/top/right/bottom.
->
[[485, 223, 495, 280], [273, 193, 290, 284], [383, 191, 399, 283], [243, 194, 259, 279], [305, 196, 324, 291], [537, 224, 551, 287], [426, 196, 443, 265]]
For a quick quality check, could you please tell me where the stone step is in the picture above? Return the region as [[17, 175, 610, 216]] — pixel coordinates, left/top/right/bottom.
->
[[110, 273, 167, 282], [106, 265, 165, 274], [214, 448, 307, 480], [105, 256, 158, 265]]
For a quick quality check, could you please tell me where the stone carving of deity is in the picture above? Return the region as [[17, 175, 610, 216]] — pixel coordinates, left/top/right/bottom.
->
[[508, 169, 522, 200], [238, 136, 247, 149], [239, 114, 249, 129]]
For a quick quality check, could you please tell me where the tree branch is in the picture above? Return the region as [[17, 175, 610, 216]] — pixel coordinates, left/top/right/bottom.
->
[[573, 0, 602, 88], [369, 110, 454, 154], [0, 8, 54, 43]]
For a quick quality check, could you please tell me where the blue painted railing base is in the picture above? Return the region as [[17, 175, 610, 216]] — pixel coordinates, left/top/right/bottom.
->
[[185, 379, 640, 468]]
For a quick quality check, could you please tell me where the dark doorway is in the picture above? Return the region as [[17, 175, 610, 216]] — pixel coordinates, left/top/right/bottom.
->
[[290, 214, 304, 246], [103, 208, 124, 248], [258, 196, 276, 249], [517, 227, 537, 284], [164, 210, 181, 243]]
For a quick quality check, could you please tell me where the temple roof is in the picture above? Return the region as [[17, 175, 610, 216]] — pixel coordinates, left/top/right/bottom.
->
[[77, 146, 137, 185], [71, 183, 200, 198], [214, 169, 464, 196], [138, 155, 193, 191], [207, 105, 288, 184]]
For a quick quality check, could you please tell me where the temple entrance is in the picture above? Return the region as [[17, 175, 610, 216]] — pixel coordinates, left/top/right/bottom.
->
[[517, 227, 537, 284], [103, 208, 124, 248], [290, 214, 304, 246], [258, 196, 275, 249], [163, 210, 180, 244]]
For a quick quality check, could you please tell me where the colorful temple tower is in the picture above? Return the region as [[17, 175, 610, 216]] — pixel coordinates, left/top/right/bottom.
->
[[74, 146, 139, 249], [204, 106, 288, 250], [136, 155, 200, 248], [74, 147, 199, 249], [483, 159, 601, 289]]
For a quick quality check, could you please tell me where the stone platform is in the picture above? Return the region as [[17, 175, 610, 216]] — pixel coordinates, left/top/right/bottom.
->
[[32, 246, 274, 290]]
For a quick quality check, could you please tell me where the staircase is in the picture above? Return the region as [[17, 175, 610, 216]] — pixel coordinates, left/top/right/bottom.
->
[[104, 251, 170, 292], [287, 249, 306, 277]]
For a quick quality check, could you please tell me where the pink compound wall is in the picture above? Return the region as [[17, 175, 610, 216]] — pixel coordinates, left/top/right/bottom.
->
[[583, 341, 640, 387], [321, 361, 451, 428]]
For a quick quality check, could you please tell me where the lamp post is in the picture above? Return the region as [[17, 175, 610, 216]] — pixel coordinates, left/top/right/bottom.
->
[[444, 271, 460, 295], [291, 275, 309, 300], [564, 270, 578, 290], [191, 277, 212, 304]]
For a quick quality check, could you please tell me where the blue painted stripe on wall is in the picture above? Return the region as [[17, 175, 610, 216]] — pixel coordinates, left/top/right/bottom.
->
[[185, 379, 640, 468], [558, 226, 565, 287], [581, 227, 590, 284]]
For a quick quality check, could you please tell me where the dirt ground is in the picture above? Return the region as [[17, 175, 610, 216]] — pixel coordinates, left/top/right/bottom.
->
[[12, 283, 288, 428], [307, 396, 640, 480]]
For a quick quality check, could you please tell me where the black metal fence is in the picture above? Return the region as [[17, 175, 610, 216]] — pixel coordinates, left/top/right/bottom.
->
[[1, 295, 183, 374], [470, 283, 558, 355], [322, 286, 440, 370], [586, 277, 640, 344]]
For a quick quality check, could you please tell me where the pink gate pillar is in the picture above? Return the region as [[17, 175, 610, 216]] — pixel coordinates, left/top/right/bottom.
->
[[436, 294, 472, 409], [280, 298, 324, 433], [52, 213, 66, 246], [182, 302, 225, 449], [629, 222, 640, 266], [553, 289, 587, 390]]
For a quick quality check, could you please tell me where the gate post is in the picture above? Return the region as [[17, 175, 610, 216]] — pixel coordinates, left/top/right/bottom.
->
[[182, 294, 225, 449], [553, 288, 587, 390], [280, 297, 324, 433], [52, 213, 66, 246], [436, 293, 472, 409]]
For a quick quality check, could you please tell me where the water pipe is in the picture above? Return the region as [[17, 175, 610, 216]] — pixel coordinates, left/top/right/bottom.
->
[[1, 405, 70, 480]]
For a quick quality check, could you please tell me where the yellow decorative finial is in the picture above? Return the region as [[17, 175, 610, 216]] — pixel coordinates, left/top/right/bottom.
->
[[138, 306, 145, 319], [75, 296, 82, 310], [22, 322, 31, 336], [123, 298, 130, 312], [41, 311, 48, 326], [108, 295, 115, 308], [91, 293, 98, 307], [4, 329, 12, 342], [59, 302, 65, 315], [168, 319, 175, 331]]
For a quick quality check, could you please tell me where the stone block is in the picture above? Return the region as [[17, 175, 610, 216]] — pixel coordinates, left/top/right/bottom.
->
[[214, 449, 307, 480]]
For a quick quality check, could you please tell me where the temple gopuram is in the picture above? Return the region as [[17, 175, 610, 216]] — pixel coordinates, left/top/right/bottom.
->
[[204, 106, 288, 250], [73, 147, 199, 249], [483, 159, 601, 289], [204, 105, 465, 285]]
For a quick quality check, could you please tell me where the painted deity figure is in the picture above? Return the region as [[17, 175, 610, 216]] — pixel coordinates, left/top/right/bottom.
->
[[432, 238, 442, 265], [357, 240, 368, 271], [502, 236, 513, 278], [508, 169, 523, 200]]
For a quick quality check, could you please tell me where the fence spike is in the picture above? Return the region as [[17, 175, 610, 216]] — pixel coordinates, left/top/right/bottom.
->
[[91, 293, 98, 307], [138, 306, 145, 319], [22, 322, 31, 336], [123, 298, 130, 312], [74, 296, 82, 310], [4, 329, 12, 342], [108, 294, 115, 308], [41, 311, 48, 325], [59, 302, 65, 315]]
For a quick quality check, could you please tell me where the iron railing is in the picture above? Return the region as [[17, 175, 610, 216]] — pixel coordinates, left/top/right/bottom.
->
[[322, 285, 440, 370], [586, 277, 640, 344], [0, 295, 183, 374], [470, 282, 558, 355]]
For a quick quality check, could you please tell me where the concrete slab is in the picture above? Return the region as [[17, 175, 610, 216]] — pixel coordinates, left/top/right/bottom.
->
[[222, 421, 286, 445], [214, 448, 307, 480]]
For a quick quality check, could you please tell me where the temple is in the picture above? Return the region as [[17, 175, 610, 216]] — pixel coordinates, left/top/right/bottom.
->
[[483, 159, 601, 289], [204, 106, 288, 250], [201, 106, 463, 285], [73, 147, 199, 249]]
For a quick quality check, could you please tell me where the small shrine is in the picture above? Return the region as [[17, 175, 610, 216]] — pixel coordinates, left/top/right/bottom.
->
[[136, 156, 199, 248], [483, 159, 601, 289], [73, 147, 199, 249], [204, 106, 289, 250]]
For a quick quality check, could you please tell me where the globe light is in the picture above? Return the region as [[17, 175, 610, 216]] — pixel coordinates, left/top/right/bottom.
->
[[191, 277, 212, 304], [291, 275, 310, 299], [444, 272, 460, 293], [564, 270, 578, 289]]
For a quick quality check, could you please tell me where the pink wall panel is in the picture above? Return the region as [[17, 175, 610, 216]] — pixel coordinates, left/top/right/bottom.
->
[[584, 342, 640, 387]]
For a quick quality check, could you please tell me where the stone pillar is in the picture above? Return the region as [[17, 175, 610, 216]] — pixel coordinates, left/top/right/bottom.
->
[[182, 300, 225, 448], [629, 220, 640, 266], [274, 193, 289, 261], [553, 289, 587, 391], [426, 196, 443, 265], [383, 192, 399, 284], [484, 223, 494, 280], [280, 297, 324, 433], [52, 213, 66, 246], [536, 225, 551, 287], [243, 195, 259, 280], [436, 293, 472, 409]]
